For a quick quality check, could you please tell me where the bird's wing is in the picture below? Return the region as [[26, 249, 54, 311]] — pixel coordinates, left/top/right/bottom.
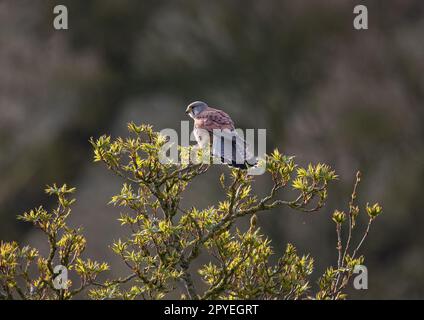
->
[[194, 107, 235, 131]]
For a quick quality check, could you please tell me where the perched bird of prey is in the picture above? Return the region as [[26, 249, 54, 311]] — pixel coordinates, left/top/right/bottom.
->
[[185, 101, 256, 169]]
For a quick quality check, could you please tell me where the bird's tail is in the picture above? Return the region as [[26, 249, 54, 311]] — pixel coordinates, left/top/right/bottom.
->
[[222, 158, 257, 169], [213, 130, 257, 169]]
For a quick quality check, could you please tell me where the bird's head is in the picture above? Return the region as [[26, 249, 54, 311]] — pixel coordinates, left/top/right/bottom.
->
[[185, 101, 208, 118]]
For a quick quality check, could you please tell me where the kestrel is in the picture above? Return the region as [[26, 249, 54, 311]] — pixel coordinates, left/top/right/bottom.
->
[[185, 101, 256, 169]]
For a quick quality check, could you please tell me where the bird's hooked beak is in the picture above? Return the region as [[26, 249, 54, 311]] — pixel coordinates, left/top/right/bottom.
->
[[185, 106, 191, 114]]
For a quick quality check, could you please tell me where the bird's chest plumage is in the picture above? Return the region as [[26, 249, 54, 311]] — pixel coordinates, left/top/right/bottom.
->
[[193, 126, 212, 148], [193, 118, 205, 129]]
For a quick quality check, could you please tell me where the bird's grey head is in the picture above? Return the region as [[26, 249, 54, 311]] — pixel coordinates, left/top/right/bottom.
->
[[185, 101, 208, 118]]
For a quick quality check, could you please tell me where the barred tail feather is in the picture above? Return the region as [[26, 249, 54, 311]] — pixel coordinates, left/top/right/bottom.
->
[[212, 130, 257, 169]]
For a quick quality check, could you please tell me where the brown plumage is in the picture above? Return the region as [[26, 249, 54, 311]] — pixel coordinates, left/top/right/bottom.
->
[[193, 107, 235, 132]]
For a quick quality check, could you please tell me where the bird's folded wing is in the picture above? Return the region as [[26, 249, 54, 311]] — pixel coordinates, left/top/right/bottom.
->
[[194, 108, 235, 131]]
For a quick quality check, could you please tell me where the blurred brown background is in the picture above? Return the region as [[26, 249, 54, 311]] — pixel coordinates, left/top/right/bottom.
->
[[1, 0, 423, 299]]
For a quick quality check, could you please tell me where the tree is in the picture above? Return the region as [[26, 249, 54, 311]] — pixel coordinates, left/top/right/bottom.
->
[[0, 123, 382, 300]]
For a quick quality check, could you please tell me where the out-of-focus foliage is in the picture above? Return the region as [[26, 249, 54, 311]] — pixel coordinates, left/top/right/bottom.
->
[[0, 124, 382, 299]]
